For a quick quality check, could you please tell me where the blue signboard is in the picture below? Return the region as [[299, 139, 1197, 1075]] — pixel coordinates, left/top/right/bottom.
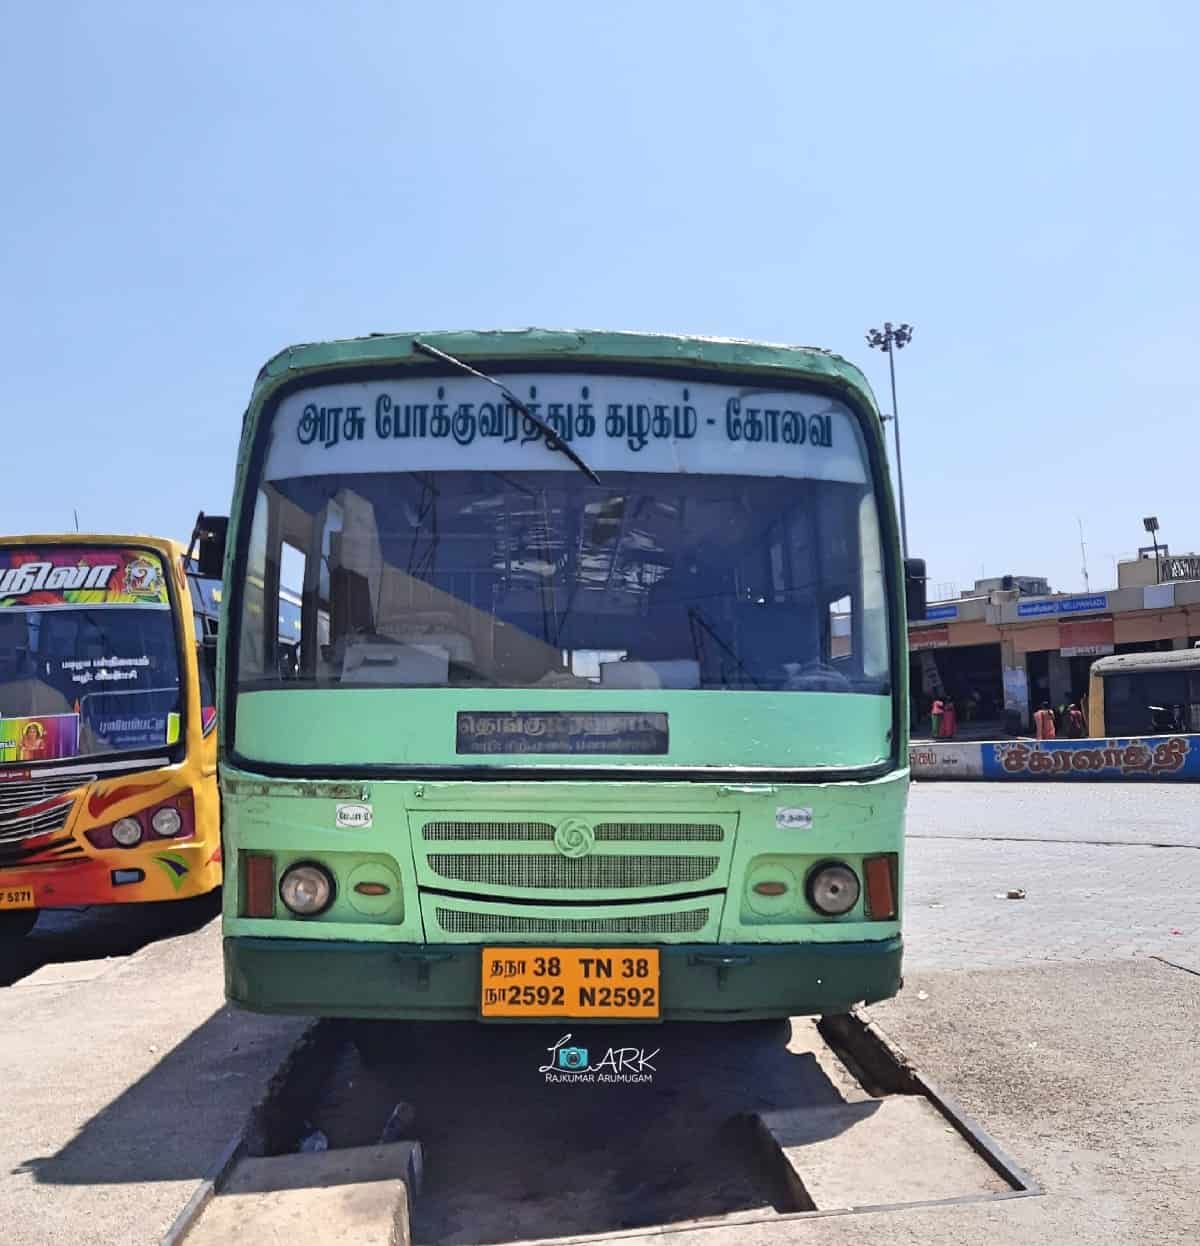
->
[[982, 735, 1199, 780], [925, 605, 959, 621], [1016, 594, 1108, 618]]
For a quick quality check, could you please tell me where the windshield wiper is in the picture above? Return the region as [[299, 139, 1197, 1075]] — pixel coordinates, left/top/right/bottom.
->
[[688, 607, 764, 690], [412, 339, 600, 484]]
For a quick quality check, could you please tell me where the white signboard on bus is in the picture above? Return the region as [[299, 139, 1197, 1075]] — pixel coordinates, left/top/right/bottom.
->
[[262, 375, 870, 484]]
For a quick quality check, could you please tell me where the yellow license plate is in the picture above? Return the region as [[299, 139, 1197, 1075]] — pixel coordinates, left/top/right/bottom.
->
[[0, 887, 35, 910], [481, 947, 661, 1018]]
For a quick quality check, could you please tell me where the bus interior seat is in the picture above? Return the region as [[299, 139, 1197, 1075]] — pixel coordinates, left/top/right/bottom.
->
[[331, 566, 375, 639], [599, 659, 700, 689], [731, 602, 821, 674]]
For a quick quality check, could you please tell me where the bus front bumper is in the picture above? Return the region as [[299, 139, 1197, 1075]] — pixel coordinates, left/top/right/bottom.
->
[[223, 935, 902, 1022]]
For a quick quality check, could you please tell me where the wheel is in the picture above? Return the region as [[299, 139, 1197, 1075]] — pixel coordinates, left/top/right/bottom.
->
[[0, 909, 39, 939]]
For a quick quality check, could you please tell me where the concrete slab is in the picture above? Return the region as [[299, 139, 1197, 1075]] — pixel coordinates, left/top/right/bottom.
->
[[12, 958, 119, 989], [758, 1097, 1010, 1210], [0, 916, 307, 1246], [867, 957, 1200, 1244], [185, 1143, 422, 1246]]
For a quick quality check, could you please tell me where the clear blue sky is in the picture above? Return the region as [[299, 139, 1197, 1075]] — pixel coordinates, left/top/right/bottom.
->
[[3, 2, 1196, 597]]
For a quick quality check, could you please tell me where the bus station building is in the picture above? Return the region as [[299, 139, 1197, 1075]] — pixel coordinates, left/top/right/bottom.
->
[[908, 554, 1200, 733]]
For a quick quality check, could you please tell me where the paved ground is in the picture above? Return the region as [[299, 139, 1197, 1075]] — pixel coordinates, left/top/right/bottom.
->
[[909, 781, 1200, 848], [1, 782, 1196, 1245], [605, 957, 1200, 1246], [0, 904, 305, 1246], [863, 957, 1200, 1246], [905, 783, 1200, 973], [1, 895, 218, 989]]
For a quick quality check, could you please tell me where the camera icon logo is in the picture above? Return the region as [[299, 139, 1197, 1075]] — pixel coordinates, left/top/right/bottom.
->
[[557, 1045, 589, 1071]]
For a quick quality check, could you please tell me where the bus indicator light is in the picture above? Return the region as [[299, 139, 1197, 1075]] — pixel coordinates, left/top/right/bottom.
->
[[752, 881, 789, 897], [242, 853, 276, 918], [864, 854, 897, 920]]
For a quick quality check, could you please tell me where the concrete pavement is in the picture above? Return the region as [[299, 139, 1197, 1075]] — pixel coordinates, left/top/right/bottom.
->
[[908, 781, 1200, 848], [1, 782, 1196, 1245], [597, 959, 1197, 1246], [904, 783, 1200, 973], [0, 909, 305, 1246]]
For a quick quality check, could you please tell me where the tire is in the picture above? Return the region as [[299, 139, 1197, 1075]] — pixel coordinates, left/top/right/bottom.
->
[[0, 909, 39, 939]]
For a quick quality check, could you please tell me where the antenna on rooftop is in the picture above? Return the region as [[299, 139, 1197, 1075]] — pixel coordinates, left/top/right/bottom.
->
[[1077, 517, 1090, 592]]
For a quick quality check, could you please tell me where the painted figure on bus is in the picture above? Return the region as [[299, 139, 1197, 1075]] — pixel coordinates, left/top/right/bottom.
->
[[19, 720, 48, 761]]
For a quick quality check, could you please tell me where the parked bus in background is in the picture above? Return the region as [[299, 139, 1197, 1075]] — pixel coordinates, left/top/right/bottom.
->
[[216, 330, 921, 1028], [0, 533, 221, 937], [1087, 648, 1200, 737]]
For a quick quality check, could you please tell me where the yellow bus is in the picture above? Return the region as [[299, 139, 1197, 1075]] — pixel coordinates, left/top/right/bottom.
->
[[0, 533, 221, 937]]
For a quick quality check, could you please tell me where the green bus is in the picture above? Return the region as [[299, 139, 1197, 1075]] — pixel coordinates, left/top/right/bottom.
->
[[216, 329, 914, 1023]]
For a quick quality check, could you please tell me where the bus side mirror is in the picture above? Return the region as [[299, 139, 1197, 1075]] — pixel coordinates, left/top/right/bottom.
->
[[905, 557, 927, 622], [193, 514, 229, 579]]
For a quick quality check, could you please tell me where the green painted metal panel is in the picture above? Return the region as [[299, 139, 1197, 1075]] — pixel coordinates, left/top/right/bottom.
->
[[221, 765, 906, 946], [234, 687, 892, 770], [223, 934, 903, 1021]]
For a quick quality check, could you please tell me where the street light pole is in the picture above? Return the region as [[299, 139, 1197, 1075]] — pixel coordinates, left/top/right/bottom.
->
[[866, 322, 913, 560], [1143, 516, 1162, 584]]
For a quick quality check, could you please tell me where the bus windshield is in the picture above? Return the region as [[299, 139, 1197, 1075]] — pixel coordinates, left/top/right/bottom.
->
[[238, 469, 889, 695], [0, 547, 183, 765]]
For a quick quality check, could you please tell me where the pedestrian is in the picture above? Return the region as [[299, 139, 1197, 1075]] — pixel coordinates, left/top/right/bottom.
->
[[1066, 703, 1086, 738], [930, 697, 944, 739], [941, 699, 958, 739], [1033, 701, 1056, 740]]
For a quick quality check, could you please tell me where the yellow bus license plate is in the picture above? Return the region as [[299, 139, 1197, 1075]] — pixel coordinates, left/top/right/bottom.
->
[[0, 887, 35, 910], [481, 947, 661, 1018]]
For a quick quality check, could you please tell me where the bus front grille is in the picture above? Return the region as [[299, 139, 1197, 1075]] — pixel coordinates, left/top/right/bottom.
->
[[423, 821, 557, 842], [0, 775, 90, 846], [435, 907, 710, 935], [427, 852, 720, 890], [422, 821, 725, 843], [415, 816, 736, 907]]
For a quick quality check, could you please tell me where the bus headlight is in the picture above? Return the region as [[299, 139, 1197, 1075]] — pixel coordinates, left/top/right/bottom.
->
[[151, 807, 183, 837], [111, 817, 144, 847], [806, 862, 860, 916], [279, 863, 335, 916]]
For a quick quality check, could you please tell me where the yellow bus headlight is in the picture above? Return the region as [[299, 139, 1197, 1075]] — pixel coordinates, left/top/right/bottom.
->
[[111, 817, 143, 847], [151, 807, 183, 837]]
